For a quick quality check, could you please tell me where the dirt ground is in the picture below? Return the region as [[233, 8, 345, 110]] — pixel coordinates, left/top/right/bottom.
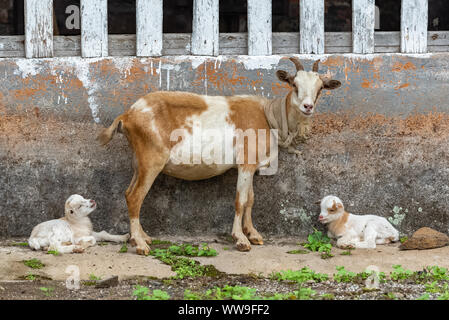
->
[[1, 236, 448, 300]]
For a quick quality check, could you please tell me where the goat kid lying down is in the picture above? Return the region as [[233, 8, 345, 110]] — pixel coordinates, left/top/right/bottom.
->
[[318, 195, 399, 249], [28, 194, 129, 254]]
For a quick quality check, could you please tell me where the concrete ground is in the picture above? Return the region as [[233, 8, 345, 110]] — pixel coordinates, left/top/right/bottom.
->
[[1, 236, 449, 281]]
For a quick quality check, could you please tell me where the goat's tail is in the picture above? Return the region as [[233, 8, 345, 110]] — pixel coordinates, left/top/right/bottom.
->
[[97, 115, 124, 146]]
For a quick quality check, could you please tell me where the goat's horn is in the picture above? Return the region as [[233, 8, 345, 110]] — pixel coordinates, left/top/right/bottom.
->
[[289, 57, 304, 71], [312, 59, 320, 72]]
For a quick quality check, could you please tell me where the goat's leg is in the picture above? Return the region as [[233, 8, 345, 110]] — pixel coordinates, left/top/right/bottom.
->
[[125, 155, 152, 245], [242, 179, 263, 245], [92, 230, 130, 243], [126, 150, 167, 255], [232, 166, 256, 252]]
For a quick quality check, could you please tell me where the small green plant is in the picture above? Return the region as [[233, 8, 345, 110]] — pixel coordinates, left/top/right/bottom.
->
[[417, 293, 430, 300], [149, 243, 220, 279], [303, 229, 333, 259], [271, 267, 328, 283], [206, 285, 258, 300], [132, 285, 170, 300], [223, 247, 229, 251], [167, 243, 217, 257], [425, 281, 440, 293], [320, 250, 334, 259], [97, 241, 108, 246], [47, 250, 60, 256], [390, 265, 415, 281], [184, 289, 204, 300], [303, 229, 331, 252], [84, 273, 101, 285], [89, 274, 101, 281], [286, 249, 308, 254], [333, 266, 357, 283], [385, 292, 397, 300], [24, 258, 45, 269], [320, 293, 335, 300], [399, 236, 408, 244], [10, 242, 29, 247], [424, 281, 449, 300], [437, 291, 449, 300], [25, 273, 37, 281], [420, 266, 449, 281], [263, 288, 317, 300], [119, 243, 128, 253], [39, 287, 54, 297], [340, 249, 353, 256]]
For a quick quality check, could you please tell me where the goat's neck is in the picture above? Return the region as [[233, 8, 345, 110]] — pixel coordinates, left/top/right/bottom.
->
[[327, 211, 350, 237], [263, 91, 303, 147]]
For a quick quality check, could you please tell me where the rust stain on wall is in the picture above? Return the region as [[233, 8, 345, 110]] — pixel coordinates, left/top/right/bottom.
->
[[395, 83, 410, 90], [192, 59, 247, 94], [392, 61, 417, 72]]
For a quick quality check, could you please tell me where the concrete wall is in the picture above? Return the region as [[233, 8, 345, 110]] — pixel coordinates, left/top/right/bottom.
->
[[1, 53, 449, 238]]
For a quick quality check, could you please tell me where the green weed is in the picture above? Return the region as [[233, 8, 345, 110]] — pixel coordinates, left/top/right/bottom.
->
[[119, 243, 128, 253], [23, 258, 45, 269], [132, 285, 170, 300], [271, 267, 328, 283]]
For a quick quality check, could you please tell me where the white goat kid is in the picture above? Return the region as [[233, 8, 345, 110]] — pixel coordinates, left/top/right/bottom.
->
[[318, 195, 399, 249], [28, 194, 129, 254]]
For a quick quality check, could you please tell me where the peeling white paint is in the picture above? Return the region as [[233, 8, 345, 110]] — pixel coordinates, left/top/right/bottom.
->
[[112, 58, 134, 78], [239, 55, 282, 70], [13, 59, 41, 78]]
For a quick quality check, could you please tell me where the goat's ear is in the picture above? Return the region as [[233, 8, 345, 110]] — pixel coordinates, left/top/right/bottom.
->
[[314, 200, 321, 205], [276, 70, 294, 86], [322, 79, 341, 90]]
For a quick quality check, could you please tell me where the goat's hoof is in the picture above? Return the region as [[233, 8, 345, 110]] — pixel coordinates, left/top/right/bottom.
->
[[249, 237, 264, 245], [136, 244, 150, 256], [143, 235, 152, 245], [236, 241, 251, 252]]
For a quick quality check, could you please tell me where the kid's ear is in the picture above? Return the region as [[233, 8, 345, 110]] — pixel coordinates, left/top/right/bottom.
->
[[337, 202, 343, 209], [315, 200, 321, 205], [276, 70, 295, 86]]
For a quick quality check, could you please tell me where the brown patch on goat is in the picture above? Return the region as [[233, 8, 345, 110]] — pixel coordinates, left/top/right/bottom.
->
[[328, 211, 349, 237], [138, 91, 209, 140], [227, 96, 271, 165]]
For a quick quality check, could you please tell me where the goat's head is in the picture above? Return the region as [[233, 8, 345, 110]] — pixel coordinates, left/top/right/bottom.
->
[[276, 57, 341, 117], [318, 195, 345, 224]]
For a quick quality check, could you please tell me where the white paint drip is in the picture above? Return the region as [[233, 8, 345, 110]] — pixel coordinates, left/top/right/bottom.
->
[[75, 61, 101, 123], [166, 68, 170, 91], [112, 58, 134, 78]]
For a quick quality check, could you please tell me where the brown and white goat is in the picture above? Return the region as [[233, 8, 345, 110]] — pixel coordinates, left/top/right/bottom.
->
[[98, 57, 341, 255]]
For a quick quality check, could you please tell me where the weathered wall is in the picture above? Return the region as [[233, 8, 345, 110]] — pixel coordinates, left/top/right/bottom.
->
[[1, 53, 449, 238]]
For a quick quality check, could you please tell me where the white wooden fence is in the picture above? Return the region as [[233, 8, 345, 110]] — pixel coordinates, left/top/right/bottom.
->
[[2, 0, 444, 58]]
